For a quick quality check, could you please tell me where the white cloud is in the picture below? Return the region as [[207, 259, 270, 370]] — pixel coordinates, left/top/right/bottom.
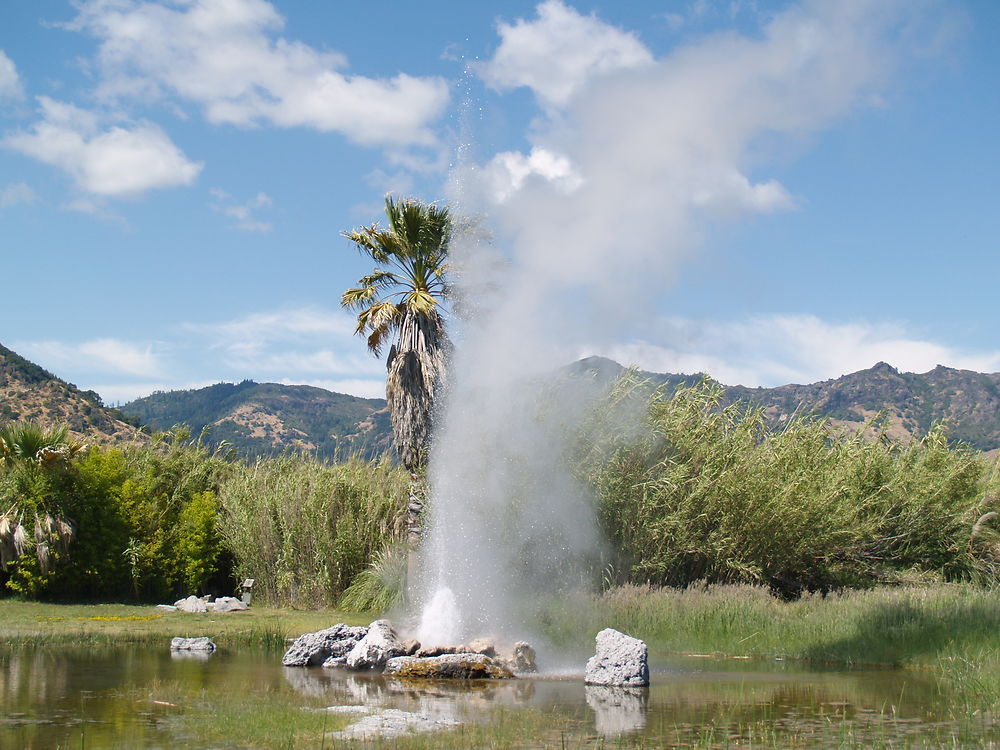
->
[[457, 0, 924, 311], [182, 305, 359, 355], [4, 97, 202, 197], [590, 315, 1000, 387], [691, 169, 796, 215], [477, 0, 654, 108], [277, 378, 385, 400], [14, 338, 165, 379], [210, 188, 273, 231], [0, 50, 23, 100], [67, 0, 449, 147], [0, 182, 38, 208], [484, 147, 583, 203], [91, 380, 218, 405]]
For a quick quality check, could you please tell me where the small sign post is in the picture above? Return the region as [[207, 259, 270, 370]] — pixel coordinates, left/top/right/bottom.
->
[[241, 578, 255, 606]]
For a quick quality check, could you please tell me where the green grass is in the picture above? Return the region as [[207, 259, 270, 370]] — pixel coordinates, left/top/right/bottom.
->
[[0, 600, 370, 649], [128, 679, 354, 749], [540, 582, 1000, 713], [542, 583, 1000, 666]]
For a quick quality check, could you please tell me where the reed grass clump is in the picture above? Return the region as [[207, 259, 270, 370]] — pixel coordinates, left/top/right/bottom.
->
[[217, 455, 408, 608], [578, 378, 1000, 596], [338, 544, 408, 612]]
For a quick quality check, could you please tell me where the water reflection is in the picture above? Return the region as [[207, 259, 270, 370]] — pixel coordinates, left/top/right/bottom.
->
[[2, 646, 997, 749], [585, 685, 648, 735]]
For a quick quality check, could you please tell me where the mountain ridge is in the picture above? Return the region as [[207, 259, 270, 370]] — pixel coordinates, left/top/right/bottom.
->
[[5, 339, 1000, 457], [0, 342, 146, 445]]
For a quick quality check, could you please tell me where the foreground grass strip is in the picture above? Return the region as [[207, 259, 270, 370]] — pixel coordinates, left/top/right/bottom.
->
[[0, 601, 369, 649]]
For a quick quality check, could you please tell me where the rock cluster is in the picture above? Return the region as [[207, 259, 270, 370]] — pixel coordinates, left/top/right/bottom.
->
[[282, 623, 368, 667], [282, 621, 527, 680], [584, 628, 649, 687], [346, 619, 412, 670], [159, 595, 249, 613], [385, 653, 514, 680]]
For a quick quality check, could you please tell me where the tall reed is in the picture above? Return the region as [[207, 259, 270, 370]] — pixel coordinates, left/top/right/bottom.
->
[[576, 378, 1000, 595], [216, 455, 408, 608]]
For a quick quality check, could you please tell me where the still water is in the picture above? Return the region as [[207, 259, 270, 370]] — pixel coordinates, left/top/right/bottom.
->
[[1, 645, 996, 748]]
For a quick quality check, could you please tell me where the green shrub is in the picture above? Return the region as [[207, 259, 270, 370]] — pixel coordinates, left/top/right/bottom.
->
[[577, 379, 1000, 596], [177, 490, 223, 594]]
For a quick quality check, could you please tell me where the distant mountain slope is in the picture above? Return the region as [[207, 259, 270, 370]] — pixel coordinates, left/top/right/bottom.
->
[[120, 381, 391, 459], [573, 356, 1000, 451], [0, 342, 145, 444]]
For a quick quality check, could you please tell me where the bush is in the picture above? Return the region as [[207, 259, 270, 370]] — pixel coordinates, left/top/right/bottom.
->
[[577, 379, 1000, 596]]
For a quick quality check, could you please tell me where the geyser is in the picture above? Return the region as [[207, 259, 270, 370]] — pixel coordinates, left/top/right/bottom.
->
[[414, 0, 940, 647]]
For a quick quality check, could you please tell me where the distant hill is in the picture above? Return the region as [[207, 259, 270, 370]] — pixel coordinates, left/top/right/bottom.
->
[[573, 356, 1000, 451], [0, 343, 146, 444], [7, 337, 999, 459], [120, 381, 391, 460]]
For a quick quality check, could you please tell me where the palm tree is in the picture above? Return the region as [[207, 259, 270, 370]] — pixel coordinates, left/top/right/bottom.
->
[[342, 195, 452, 570], [0, 421, 79, 573]]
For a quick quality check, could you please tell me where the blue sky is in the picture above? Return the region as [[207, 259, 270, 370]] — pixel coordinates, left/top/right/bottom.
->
[[1, 0, 998, 403]]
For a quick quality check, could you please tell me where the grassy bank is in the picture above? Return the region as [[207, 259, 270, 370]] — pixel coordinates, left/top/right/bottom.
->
[[0, 600, 368, 649], [544, 582, 1000, 666], [540, 582, 1000, 712]]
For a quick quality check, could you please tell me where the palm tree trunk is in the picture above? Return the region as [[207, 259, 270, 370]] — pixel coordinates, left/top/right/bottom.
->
[[406, 471, 424, 597]]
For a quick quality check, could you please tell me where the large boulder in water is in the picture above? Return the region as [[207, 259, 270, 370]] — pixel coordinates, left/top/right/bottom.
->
[[346, 620, 408, 670], [584, 628, 649, 687], [384, 653, 514, 679], [170, 636, 216, 652], [283, 624, 368, 667]]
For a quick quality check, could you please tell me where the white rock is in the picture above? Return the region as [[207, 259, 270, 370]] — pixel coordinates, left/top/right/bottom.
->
[[328, 708, 458, 739], [212, 596, 248, 612], [584, 628, 649, 687], [155, 604, 177, 611], [170, 636, 216, 651], [282, 624, 368, 667], [174, 595, 208, 613], [323, 705, 371, 715], [346, 620, 406, 670]]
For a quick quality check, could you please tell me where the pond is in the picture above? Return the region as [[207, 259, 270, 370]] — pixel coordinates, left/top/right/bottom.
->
[[1, 645, 997, 748]]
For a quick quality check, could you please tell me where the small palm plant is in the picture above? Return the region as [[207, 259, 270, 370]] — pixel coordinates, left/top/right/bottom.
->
[[0, 421, 80, 573]]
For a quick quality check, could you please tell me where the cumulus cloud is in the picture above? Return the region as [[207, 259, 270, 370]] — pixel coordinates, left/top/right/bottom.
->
[[14, 338, 165, 379], [457, 0, 926, 312], [66, 0, 449, 147], [184, 306, 355, 349], [477, 0, 653, 108], [483, 147, 583, 203], [210, 188, 273, 231], [0, 50, 23, 100], [180, 305, 379, 371], [0, 183, 38, 208], [4, 97, 202, 197], [589, 315, 1000, 387]]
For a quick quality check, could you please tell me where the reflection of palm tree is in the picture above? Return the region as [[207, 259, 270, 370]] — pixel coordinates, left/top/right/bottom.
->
[[342, 196, 452, 562], [0, 421, 79, 573]]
